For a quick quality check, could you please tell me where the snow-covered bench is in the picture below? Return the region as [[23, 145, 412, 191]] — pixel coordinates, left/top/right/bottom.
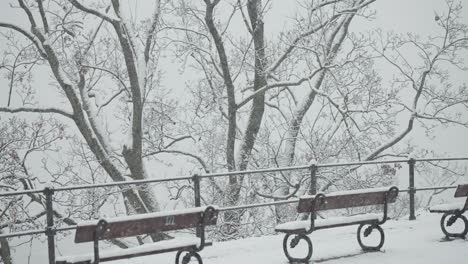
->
[[275, 186, 399, 263], [429, 183, 468, 239], [56, 206, 218, 264]]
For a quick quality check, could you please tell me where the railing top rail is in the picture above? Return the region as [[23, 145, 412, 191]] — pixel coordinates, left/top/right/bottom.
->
[[316, 158, 409, 168], [414, 157, 468, 162], [198, 164, 311, 178], [0, 229, 46, 239], [1, 157, 468, 197], [53, 175, 193, 192], [219, 199, 300, 212], [0, 175, 193, 197], [198, 157, 468, 178], [0, 188, 44, 197]]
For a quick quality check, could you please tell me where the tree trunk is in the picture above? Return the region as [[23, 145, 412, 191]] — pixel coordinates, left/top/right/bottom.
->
[[0, 231, 13, 264], [275, 12, 356, 223], [223, 0, 268, 237]]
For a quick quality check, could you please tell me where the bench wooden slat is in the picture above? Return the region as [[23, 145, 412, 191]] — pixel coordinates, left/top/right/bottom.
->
[[297, 187, 398, 213], [314, 213, 381, 229], [454, 183, 468, 198], [429, 202, 465, 213], [56, 238, 214, 264], [275, 213, 381, 233], [75, 208, 218, 243], [429, 184, 468, 213]]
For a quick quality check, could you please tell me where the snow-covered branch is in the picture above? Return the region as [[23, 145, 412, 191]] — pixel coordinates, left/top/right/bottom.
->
[[266, 0, 374, 74], [144, 0, 161, 63], [144, 149, 208, 172], [68, 0, 120, 24], [0, 106, 74, 119], [237, 66, 330, 109], [0, 22, 47, 58]]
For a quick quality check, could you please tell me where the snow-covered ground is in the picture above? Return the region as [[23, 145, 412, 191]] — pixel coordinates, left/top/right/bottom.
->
[[99, 212, 467, 264]]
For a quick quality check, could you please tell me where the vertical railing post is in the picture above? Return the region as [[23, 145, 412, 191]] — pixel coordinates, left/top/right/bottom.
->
[[309, 160, 317, 195], [408, 158, 416, 220], [192, 174, 201, 237], [308, 159, 318, 221], [44, 187, 55, 264]]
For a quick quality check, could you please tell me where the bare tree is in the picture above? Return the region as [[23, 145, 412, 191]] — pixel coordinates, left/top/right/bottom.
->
[[0, 116, 68, 263], [366, 0, 468, 161], [268, 0, 468, 197], [0, 0, 176, 242], [169, 0, 378, 235]]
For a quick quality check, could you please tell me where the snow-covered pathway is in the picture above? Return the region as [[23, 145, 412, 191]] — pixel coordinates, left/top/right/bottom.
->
[[113, 212, 467, 264]]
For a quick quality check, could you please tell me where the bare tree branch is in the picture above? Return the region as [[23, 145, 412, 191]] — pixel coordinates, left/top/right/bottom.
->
[[68, 0, 119, 24], [0, 23, 47, 57], [0, 107, 74, 119]]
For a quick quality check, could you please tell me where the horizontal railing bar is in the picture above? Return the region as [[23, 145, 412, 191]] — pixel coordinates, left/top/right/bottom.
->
[[398, 186, 458, 193], [317, 159, 409, 168], [0, 176, 194, 196], [55, 226, 78, 232], [0, 188, 44, 197], [54, 176, 193, 192], [0, 229, 46, 238], [414, 157, 468, 162], [198, 157, 468, 178], [0, 224, 93, 238], [199, 165, 311, 178], [199, 159, 416, 178], [219, 199, 300, 212], [414, 186, 458, 191]]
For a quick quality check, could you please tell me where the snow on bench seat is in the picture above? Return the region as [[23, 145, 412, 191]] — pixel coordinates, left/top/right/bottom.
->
[[56, 237, 203, 264], [429, 202, 466, 213], [275, 213, 382, 232]]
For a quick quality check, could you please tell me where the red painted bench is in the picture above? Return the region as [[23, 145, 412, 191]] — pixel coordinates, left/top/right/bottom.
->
[[56, 206, 218, 264], [429, 183, 468, 238], [275, 186, 399, 263]]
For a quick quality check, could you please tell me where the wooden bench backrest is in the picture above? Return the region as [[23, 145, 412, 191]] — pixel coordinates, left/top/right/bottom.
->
[[297, 187, 398, 213], [454, 183, 468, 198], [74, 207, 218, 243]]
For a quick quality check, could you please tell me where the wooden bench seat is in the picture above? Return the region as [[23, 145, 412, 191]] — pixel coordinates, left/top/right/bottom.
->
[[56, 206, 218, 264], [275, 213, 382, 233], [274, 186, 398, 263], [56, 237, 206, 264], [429, 183, 468, 239], [429, 202, 465, 213]]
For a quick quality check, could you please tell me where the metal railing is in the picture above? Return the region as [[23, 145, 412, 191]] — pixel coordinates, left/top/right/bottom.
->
[[0, 156, 467, 264]]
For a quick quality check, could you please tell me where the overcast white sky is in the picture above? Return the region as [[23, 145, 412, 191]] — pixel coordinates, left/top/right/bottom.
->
[[0, 0, 467, 172], [0, 0, 467, 158]]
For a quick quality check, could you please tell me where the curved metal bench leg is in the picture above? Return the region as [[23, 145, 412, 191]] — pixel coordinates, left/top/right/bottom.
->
[[175, 250, 203, 264], [282, 233, 313, 263], [440, 213, 468, 239], [357, 224, 385, 251]]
